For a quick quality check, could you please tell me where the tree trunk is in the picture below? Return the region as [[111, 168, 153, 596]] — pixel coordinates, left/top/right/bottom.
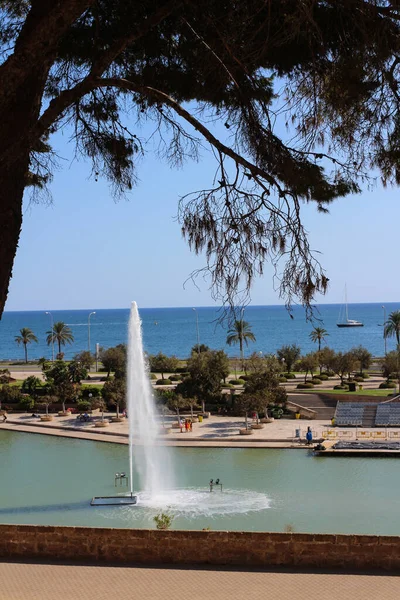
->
[[0, 1, 62, 318], [24, 343, 28, 364], [0, 161, 26, 317]]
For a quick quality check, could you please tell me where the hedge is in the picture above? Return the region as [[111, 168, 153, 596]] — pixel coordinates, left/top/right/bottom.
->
[[296, 382, 314, 389]]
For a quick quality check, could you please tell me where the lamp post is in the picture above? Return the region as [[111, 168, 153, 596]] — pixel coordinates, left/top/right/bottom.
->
[[192, 308, 200, 354], [45, 311, 54, 362], [88, 312, 96, 355], [382, 305, 387, 356]]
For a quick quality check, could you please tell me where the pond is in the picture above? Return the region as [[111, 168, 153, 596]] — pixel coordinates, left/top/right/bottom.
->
[[0, 431, 398, 534]]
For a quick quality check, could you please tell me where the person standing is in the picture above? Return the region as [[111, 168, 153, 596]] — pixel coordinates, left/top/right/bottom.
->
[[306, 426, 313, 445]]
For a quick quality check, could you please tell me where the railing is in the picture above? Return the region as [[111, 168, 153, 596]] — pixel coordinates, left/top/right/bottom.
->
[[286, 401, 317, 419]]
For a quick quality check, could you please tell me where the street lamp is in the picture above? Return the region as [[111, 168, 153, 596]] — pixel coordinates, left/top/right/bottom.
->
[[192, 308, 200, 354], [88, 312, 96, 354], [45, 311, 54, 362], [382, 305, 387, 356]]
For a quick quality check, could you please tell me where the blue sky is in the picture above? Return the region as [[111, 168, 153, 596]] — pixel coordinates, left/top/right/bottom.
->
[[5, 115, 400, 311]]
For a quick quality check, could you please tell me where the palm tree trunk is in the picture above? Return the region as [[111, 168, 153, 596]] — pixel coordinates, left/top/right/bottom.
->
[[58, 339, 61, 355], [24, 343, 28, 364]]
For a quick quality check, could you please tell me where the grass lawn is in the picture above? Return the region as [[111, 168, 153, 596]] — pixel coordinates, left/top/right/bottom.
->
[[302, 388, 397, 397]]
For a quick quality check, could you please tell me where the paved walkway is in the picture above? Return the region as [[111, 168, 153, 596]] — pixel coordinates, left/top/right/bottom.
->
[[0, 413, 330, 447], [1, 562, 399, 600]]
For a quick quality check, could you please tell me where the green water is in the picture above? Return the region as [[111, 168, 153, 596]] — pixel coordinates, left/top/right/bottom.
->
[[0, 430, 398, 534]]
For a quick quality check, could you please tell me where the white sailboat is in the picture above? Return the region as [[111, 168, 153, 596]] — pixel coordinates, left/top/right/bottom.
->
[[337, 285, 363, 328]]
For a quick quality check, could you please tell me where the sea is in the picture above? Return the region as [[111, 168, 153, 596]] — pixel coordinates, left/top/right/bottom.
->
[[0, 303, 397, 362]]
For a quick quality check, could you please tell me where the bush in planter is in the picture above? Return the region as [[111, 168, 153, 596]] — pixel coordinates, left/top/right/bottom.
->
[[278, 376, 287, 383], [240, 375, 249, 381], [18, 396, 34, 411], [156, 378, 172, 385], [169, 375, 181, 382], [323, 370, 335, 377], [283, 372, 296, 379], [149, 373, 157, 380], [354, 376, 364, 382], [229, 379, 245, 385], [311, 378, 322, 384], [296, 382, 314, 389], [318, 374, 329, 381], [379, 381, 397, 389], [334, 384, 349, 390]]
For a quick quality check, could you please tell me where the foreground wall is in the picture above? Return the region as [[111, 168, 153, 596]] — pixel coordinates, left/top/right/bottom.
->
[[0, 525, 399, 570]]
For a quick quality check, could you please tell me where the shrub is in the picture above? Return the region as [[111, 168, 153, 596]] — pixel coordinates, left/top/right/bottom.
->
[[156, 379, 172, 385], [318, 374, 329, 381], [311, 378, 322, 384], [296, 382, 314, 389], [278, 377, 287, 383], [240, 375, 250, 381], [149, 373, 157, 380], [81, 386, 101, 398], [379, 381, 397, 389], [77, 400, 91, 412], [18, 396, 34, 411], [271, 407, 284, 418], [229, 379, 245, 385], [283, 372, 296, 379], [153, 513, 173, 530], [175, 366, 189, 374], [354, 376, 364, 382], [0, 385, 22, 404], [169, 375, 181, 382], [389, 373, 399, 381], [323, 370, 335, 377], [334, 385, 349, 390]]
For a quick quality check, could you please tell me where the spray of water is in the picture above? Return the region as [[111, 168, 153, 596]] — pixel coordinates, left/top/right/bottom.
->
[[127, 301, 174, 495]]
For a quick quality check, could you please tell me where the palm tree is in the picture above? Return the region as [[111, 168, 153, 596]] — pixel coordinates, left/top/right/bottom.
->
[[15, 328, 38, 363], [46, 321, 74, 355], [226, 319, 256, 369], [309, 327, 329, 352], [384, 311, 400, 347]]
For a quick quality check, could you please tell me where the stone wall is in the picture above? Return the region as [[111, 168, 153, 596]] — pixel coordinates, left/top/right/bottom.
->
[[0, 525, 400, 570]]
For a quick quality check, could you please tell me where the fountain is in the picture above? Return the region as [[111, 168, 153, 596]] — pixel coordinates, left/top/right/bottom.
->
[[126, 301, 174, 495], [92, 301, 173, 505]]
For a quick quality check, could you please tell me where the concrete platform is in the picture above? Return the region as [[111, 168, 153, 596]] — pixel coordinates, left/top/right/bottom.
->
[[0, 561, 399, 600]]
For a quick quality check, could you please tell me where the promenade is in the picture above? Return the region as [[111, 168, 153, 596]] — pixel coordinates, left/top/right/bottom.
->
[[1, 561, 399, 600], [0, 410, 331, 447]]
